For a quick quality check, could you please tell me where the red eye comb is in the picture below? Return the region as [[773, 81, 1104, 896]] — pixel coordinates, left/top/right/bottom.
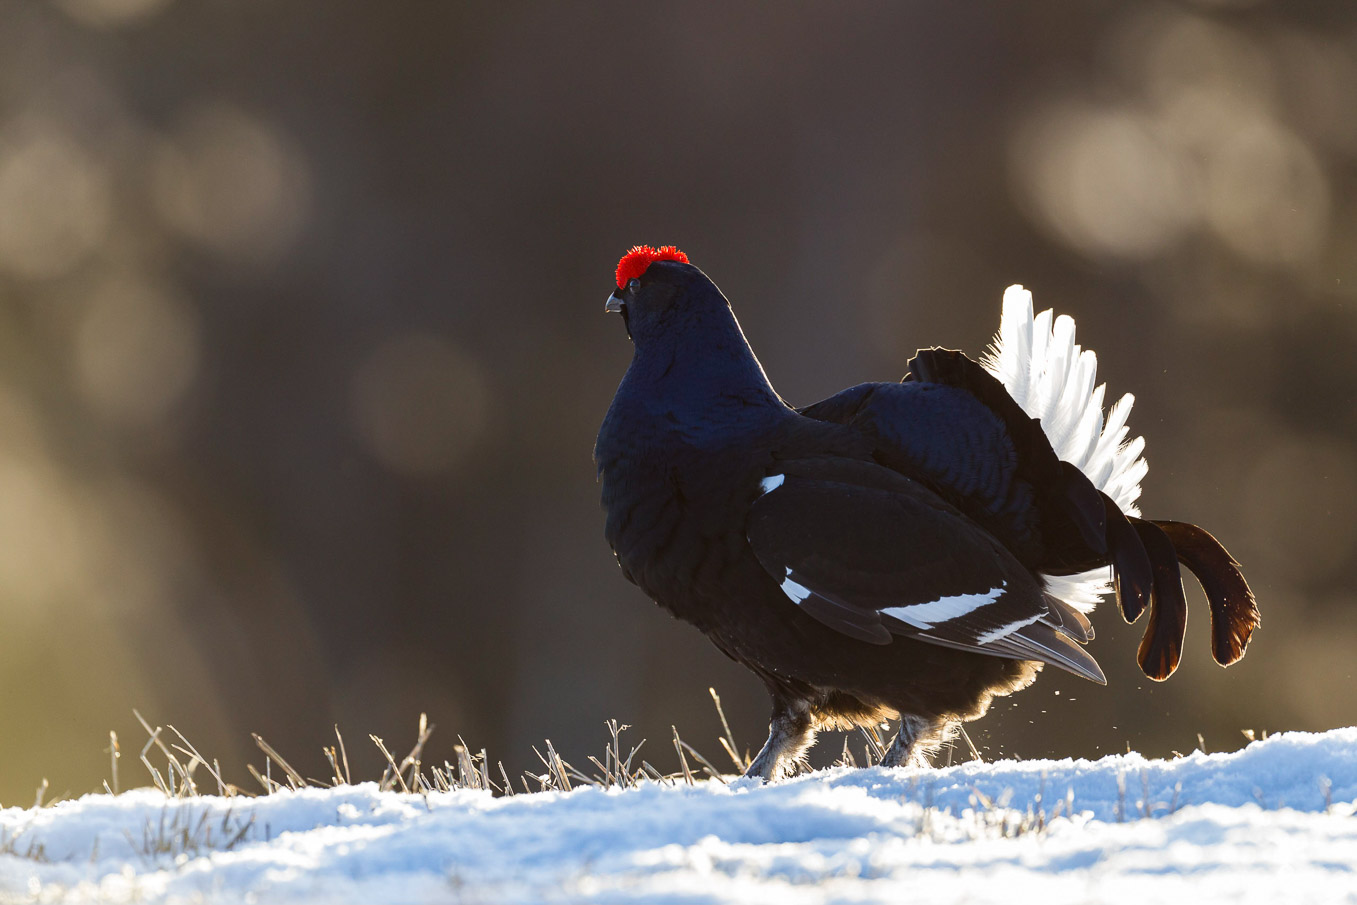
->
[[616, 245, 689, 289]]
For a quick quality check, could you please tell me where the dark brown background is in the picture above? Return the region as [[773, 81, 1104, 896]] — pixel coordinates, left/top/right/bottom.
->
[[0, 0, 1354, 801]]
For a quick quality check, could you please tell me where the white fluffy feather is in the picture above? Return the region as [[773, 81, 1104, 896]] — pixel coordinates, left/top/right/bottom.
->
[[980, 285, 1147, 613]]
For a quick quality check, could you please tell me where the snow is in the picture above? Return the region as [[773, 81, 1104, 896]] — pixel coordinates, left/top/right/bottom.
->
[[3, 728, 1356, 903]]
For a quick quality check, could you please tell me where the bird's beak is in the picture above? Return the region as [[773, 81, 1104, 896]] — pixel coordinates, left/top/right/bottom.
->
[[605, 292, 625, 314]]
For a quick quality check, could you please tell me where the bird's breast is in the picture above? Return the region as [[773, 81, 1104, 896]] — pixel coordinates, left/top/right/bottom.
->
[[596, 416, 771, 625]]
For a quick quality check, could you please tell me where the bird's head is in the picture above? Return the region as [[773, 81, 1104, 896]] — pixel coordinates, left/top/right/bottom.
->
[[605, 245, 726, 345]]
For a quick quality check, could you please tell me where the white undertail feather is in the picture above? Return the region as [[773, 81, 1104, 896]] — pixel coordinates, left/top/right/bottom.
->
[[980, 285, 1148, 614]]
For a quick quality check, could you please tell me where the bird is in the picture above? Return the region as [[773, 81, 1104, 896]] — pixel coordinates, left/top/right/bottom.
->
[[594, 244, 1258, 781]]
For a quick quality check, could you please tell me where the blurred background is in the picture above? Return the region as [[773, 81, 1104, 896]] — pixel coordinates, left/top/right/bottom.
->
[[0, 0, 1354, 802]]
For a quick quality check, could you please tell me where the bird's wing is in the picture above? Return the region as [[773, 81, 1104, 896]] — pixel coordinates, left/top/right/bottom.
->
[[801, 381, 1039, 551], [745, 461, 1105, 683], [800, 360, 1111, 580]]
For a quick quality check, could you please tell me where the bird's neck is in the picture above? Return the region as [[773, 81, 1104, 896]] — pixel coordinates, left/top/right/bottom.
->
[[624, 309, 786, 416]]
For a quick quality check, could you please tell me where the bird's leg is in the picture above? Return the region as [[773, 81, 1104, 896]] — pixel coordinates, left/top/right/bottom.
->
[[743, 698, 814, 781], [879, 715, 949, 768]]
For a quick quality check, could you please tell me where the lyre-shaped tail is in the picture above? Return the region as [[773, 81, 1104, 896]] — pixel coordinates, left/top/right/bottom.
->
[[983, 286, 1257, 678]]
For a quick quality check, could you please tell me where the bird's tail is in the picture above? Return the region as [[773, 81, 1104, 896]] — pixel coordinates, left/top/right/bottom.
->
[[980, 286, 1144, 611], [982, 286, 1258, 679]]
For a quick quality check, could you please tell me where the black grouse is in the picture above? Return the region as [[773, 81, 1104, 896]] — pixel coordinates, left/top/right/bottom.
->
[[595, 245, 1258, 780]]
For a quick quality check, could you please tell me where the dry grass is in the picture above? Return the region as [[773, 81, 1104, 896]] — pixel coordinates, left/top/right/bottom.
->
[[0, 826, 47, 862], [116, 689, 756, 803], [128, 806, 256, 863], [3, 687, 1266, 863], [102, 694, 1098, 842]]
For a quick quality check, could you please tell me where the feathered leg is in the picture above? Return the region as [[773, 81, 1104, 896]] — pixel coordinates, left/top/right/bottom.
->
[[744, 697, 814, 781], [879, 715, 948, 768]]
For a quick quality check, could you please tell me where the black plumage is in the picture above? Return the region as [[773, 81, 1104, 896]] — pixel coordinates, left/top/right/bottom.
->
[[595, 249, 1259, 779]]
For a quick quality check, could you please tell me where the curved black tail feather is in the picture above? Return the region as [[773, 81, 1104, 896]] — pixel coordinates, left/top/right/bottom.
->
[[1097, 504, 1255, 680], [1152, 520, 1259, 667], [1129, 518, 1189, 681], [1101, 494, 1153, 624]]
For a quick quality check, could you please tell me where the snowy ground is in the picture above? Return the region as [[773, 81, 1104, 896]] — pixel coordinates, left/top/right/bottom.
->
[[2, 728, 1355, 904]]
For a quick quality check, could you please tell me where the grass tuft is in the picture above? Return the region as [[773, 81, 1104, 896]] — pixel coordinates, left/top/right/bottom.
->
[[0, 826, 47, 862], [127, 806, 255, 863]]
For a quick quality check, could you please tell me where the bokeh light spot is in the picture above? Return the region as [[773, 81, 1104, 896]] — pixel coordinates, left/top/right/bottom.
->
[[51, 0, 174, 28], [1205, 120, 1329, 268], [351, 333, 490, 477], [0, 118, 111, 280], [1137, 13, 1275, 112], [73, 273, 201, 426], [1012, 104, 1197, 260], [0, 453, 95, 618], [152, 106, 310, 264]]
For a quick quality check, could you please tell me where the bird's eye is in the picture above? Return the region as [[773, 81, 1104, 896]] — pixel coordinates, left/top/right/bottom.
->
[[628, 278, 640, 293]]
